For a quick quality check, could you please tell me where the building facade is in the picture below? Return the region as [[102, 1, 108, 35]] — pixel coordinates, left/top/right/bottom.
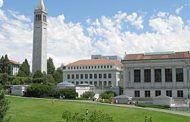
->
[[123, 51, 190, 99], [63, 59, 122, 88], [9, 60, 20, 76], [32, 0, 47, 74]]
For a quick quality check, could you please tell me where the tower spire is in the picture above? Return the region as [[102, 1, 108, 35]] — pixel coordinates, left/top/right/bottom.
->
[[37, 0, 45, 10]]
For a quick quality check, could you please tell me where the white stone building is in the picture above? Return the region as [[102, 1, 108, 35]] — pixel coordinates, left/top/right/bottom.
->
[[63, 59, 122, 89], [32, 0, 47, 74], [9, 60, 20, 76], [123, 51, 190, 99]]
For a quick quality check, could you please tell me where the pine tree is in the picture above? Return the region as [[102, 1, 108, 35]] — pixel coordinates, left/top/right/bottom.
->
[[17, 59, 30, 77], [47, 57, 55, 74]]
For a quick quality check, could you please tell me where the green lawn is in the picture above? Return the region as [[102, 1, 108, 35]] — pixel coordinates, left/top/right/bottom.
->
[[6, 96, 190, 122]]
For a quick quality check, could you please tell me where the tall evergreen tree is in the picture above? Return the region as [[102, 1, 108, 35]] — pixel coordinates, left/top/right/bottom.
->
[[17, 59, 30, 77], [53, 68, 63, 83], [0, 90, 9, 122], [0, 56, 4, 73], [47, 57, 55, 74]]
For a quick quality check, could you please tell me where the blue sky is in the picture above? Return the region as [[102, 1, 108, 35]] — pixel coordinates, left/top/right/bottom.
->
[[0, 0, 190, 67]]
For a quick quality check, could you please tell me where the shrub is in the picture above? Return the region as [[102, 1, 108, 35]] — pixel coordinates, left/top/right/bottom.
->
[[100, 91, 116, 99], [51, 88, 78, 99], [0, 89, 9, 122], [135, 103, 170, 109], [81, 91, 95, 99], [25, 84, 51, 97]]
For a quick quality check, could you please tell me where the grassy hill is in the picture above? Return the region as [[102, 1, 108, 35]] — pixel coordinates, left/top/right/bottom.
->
[[5, 96, 190, 122]]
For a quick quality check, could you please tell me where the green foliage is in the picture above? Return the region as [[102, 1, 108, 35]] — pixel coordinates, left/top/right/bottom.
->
[[33, 70, 44, 79], [25, 84, 51, 98], [0, 55, 11, 75], [44, 74, 55, 84], [11, 77, 31, 85], [0, 90, 9, 122], [17, 59, 30, 77], [100, 91, 116, 99], [51, 88, 78, 99], [47, 57, 55, 75], [135, 103, 170, 109], [81, 91, 95, 99], [53, 68, 63, 83], [62, 110, 114, 122], [0, 74, 8, 86]]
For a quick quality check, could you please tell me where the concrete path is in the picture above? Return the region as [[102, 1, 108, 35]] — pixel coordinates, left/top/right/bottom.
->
[[7, 95, 190, 117]]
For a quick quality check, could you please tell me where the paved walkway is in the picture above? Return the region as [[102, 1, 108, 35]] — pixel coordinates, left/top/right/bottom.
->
[[7, 95, 190, 117]]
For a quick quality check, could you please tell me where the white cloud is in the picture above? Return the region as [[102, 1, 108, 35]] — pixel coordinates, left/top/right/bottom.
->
[[0, 9, 190, 68], [0, 0, 3, 8], [175, 6, 183, 14]]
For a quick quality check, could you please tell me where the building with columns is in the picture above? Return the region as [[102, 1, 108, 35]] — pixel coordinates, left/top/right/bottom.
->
[[63, 58, 123, 88], [32, 0, 47, 74], [122, 51, 190, 99]]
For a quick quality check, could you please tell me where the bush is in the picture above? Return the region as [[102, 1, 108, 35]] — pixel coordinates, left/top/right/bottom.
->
[[25, 84, 51, 98], [62, 110, 114, 122], [0, 89, 9, 122], [100, 91, 116, 99], [81, 91, 95, 99], [51, 88, 78, 99], [135, 103, 170, 109]]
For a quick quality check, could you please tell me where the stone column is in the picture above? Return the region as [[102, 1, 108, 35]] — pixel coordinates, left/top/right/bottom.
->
[[183, 67, 188, 87], [172, 67, 176, 87], [161, 68, 165, 87], [151, 68, 155, 88], [141, 68, 144, 87]]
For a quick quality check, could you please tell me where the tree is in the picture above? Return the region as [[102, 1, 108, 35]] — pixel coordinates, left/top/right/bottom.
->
[[0, 55, 11, 75], [17, 59, 30, 77], [100, 91, 116, 99], [33, 70, 43, 79], [0, 56, 4, 73], [25, 84, 51, 97], [53, 68, 63, 83], [47, 57, 55, 74], [0, 89, 9, 122], [44, 74, 55, 84], [82, 91, 95, 99]]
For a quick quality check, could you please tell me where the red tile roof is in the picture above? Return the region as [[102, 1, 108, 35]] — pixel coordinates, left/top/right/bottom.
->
[[9, 60, 20, 65], [67, 59, 122, 66], [124, 51, 190, 61]]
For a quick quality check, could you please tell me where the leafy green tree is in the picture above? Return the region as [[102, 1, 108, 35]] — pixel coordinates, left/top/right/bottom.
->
[[100, 91, 116, 99], [17, 59, 30, 77], [0, 89, 9, 122], [0, 56, 4, 73], [82, 91, 95, 99], [44, 74, 55, 84], [33, 70, 43, 79], [47, 57, 55, 74], [53, 68, 63, 83], [25, 84, 51, 97], [0, 55, 11, 75]]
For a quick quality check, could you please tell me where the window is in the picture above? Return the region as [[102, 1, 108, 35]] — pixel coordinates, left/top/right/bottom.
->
[[76, 74, 79, 79], [166, 90, 172, 97], [80, 81, 83, 84], [94, 74, 97, 79], [155, 69, 162, 82], [85, 74, 88, 79], [99, 74, 102, 79], [104, 81, 107, 86], [108, 81, 112, 87], [80, 74, 83, 79], [85, 81, 88, 84], [176, 68, 183, 82], [90, 74, 93, 79], [110, 65, 113, 68], [134, 70, 141, 82], [104, 74, 107, 79], [108, 74, 112, 78], [35, 14, 41, 21], [72, 74, 75, 79], [67, 74, 70, 79], [99, 81, 102, 86], [43, 15, 46, 22], [145, 91, 150, 97], [177, 90, 183, 98], [155, 90, 161, 97], [107, 65, 109, 68], [94, 81, 97, 86], [165, 69, 172, 82], [144, 69, 151, 82], [90, 81, 93, 85], [134, 91, 140, 97], [76, 81, 79, 85]]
